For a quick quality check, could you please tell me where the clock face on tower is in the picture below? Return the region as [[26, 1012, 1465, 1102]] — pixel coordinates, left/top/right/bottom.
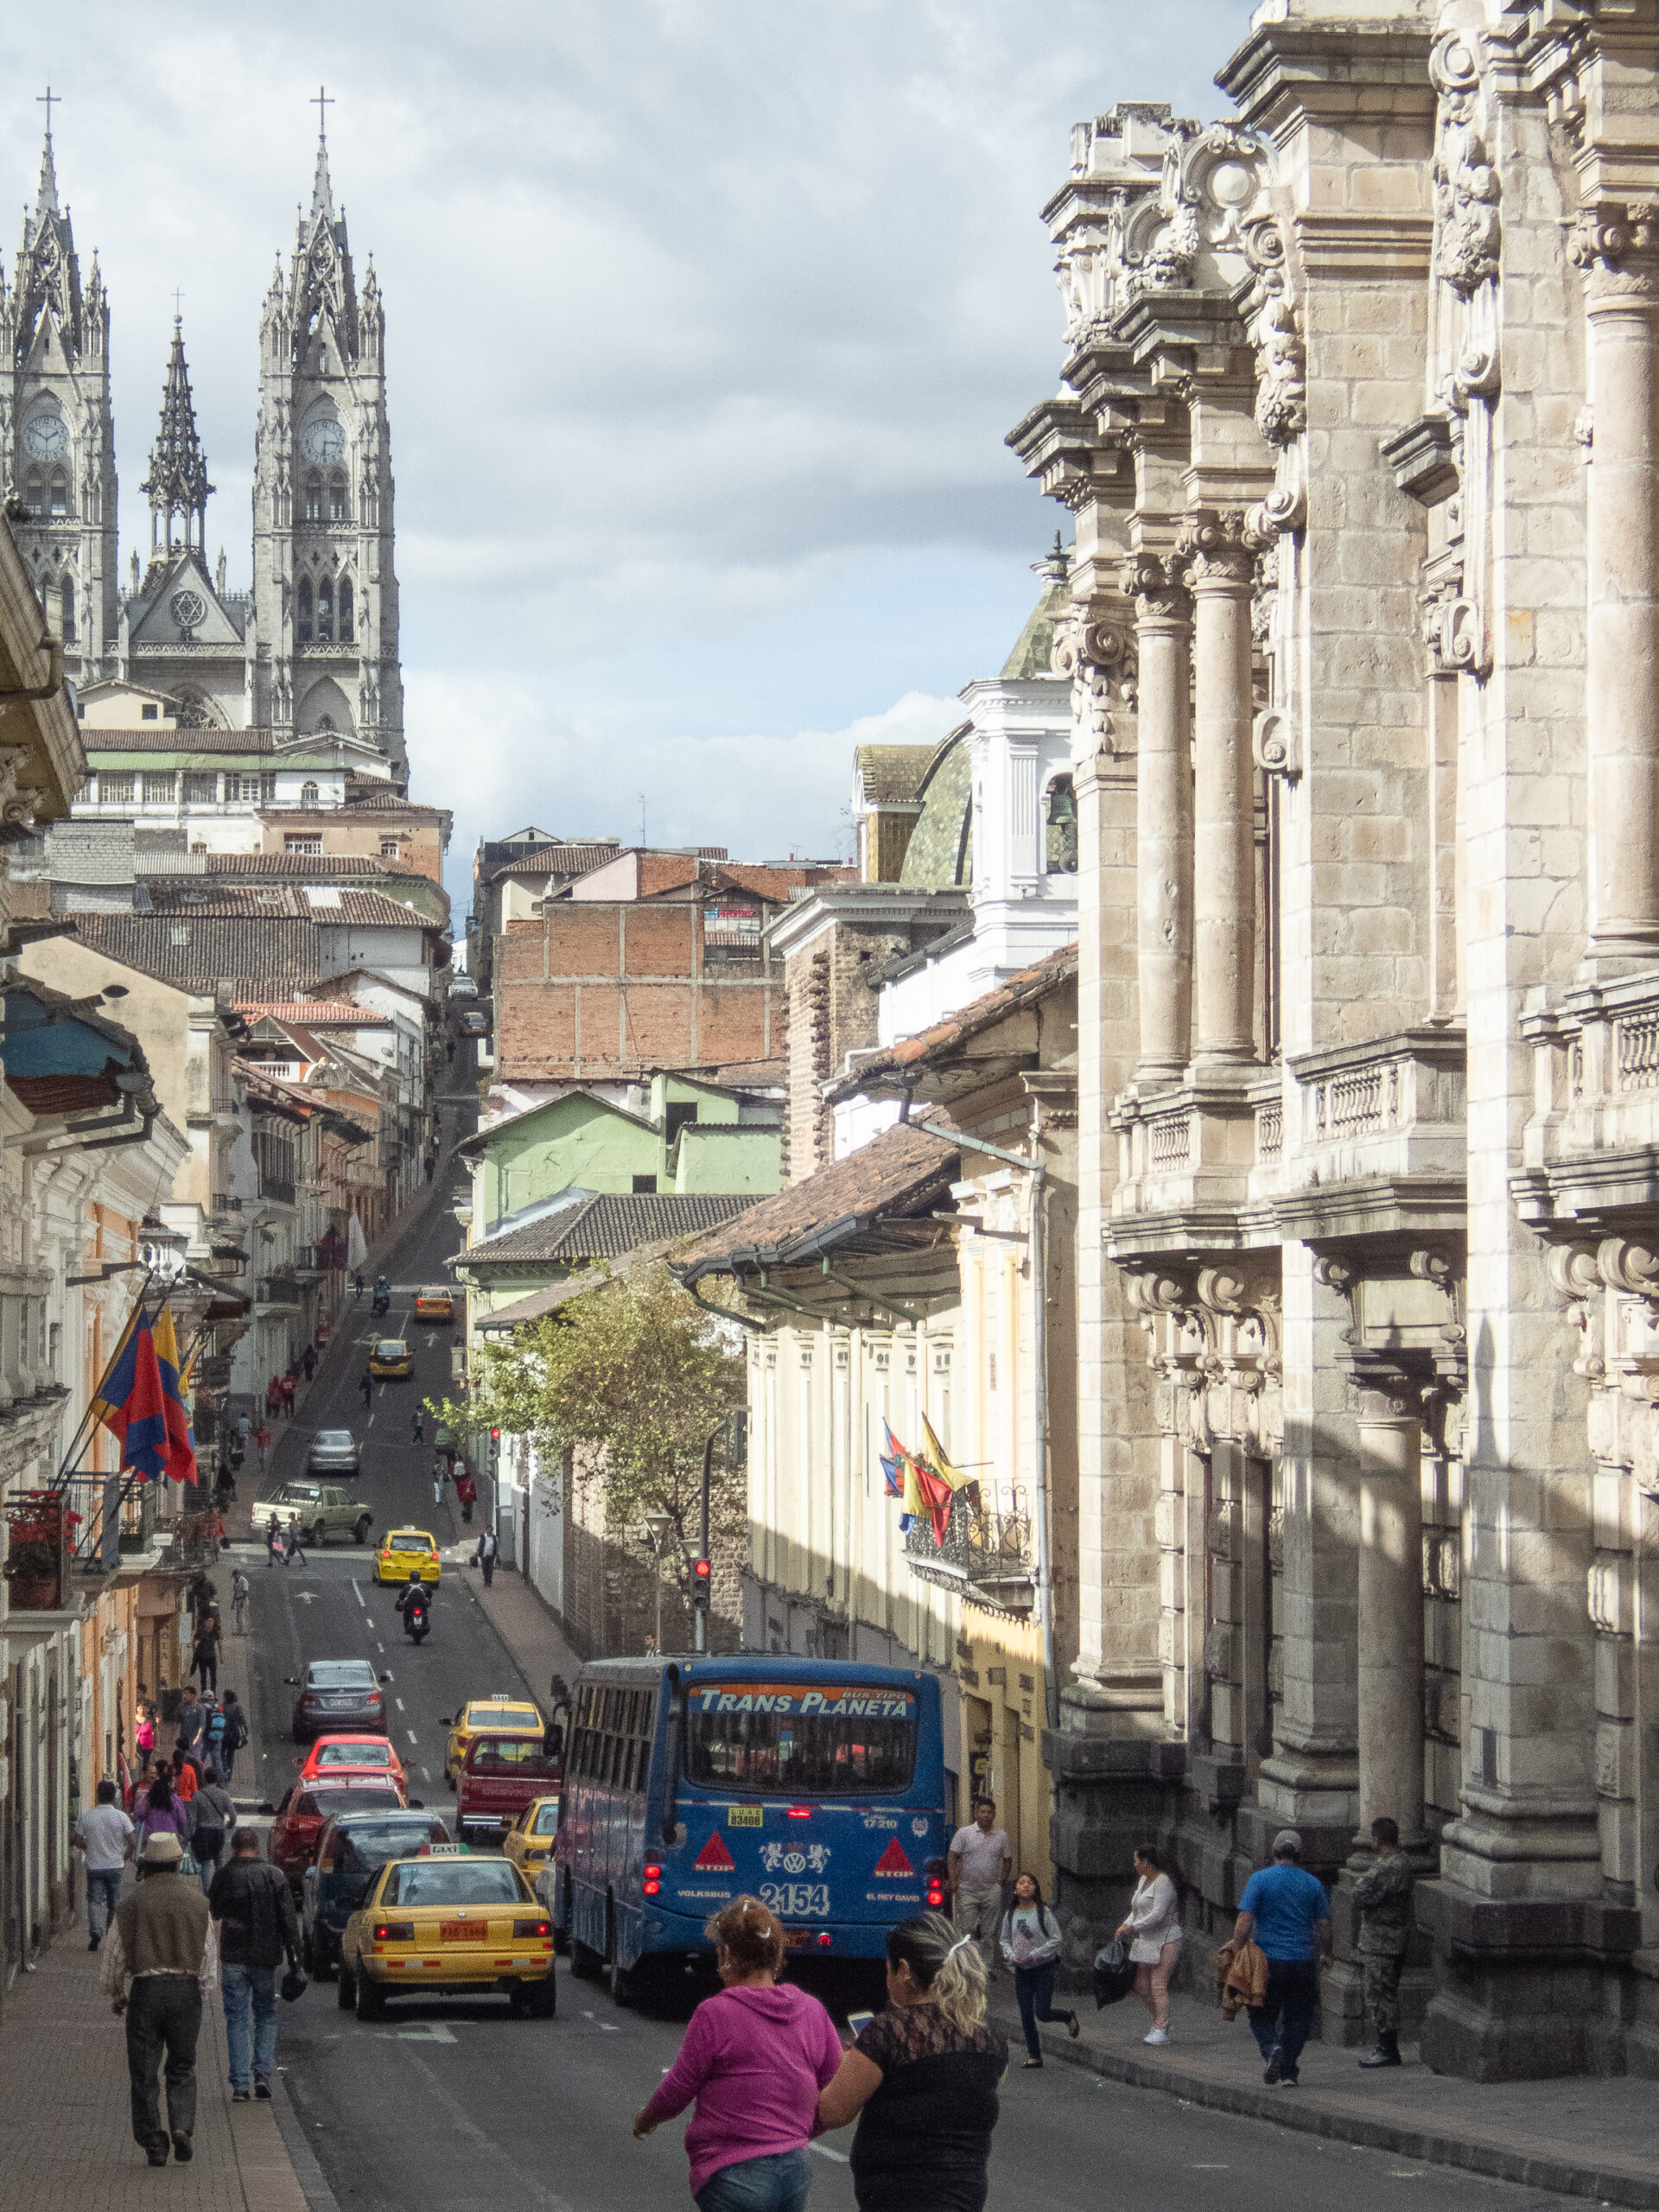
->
[[301, 419, 346, 466], [22, 414, 67, 461]]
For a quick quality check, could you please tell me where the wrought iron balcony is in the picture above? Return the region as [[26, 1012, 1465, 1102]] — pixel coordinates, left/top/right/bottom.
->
[[904, 1483, 1035, 1617]]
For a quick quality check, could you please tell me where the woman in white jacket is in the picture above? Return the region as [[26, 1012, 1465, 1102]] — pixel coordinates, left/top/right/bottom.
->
[[1000, 1872, 1079, 2068], [1115, 1843, 1182, 2045]]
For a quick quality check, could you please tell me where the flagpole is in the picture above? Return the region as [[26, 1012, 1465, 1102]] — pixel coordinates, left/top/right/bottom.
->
[[49, 1268, 158, 1492]]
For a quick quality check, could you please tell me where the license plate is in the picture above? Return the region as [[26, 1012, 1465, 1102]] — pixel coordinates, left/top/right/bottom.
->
[[728, 1806, 762, 1827], [439, 1919, 480, 1942]]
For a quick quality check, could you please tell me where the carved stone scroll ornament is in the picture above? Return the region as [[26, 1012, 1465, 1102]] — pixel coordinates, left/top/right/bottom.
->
[[1051, 602, 1137, 767], [1175, 507, 1267, 589], [1429, 32, 1502, 302], [1253, 708, 1300, 781], [1422, 585, 1490, 679], [1546, 1240, 1604, 1381], [1243, 217, 1304, 448]]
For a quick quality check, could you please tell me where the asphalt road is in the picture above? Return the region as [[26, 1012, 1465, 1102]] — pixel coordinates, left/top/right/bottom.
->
[[227, 1090, 1587, 2212]]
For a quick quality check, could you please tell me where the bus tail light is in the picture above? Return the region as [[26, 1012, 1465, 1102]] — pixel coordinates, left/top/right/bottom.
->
[[786, 1808, 810, 1821], [644, 1864, 662, 1897], [817, 1931, 833, 1949], [926, 1878, 946, 1909]]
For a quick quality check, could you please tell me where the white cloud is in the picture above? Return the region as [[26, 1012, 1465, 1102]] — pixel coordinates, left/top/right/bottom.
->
[[1, 0, 1255, 893]]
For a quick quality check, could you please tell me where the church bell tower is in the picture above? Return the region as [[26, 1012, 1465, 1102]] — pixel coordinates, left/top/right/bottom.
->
[[252, 99, 402, 762], [0, 97, 118, 683]]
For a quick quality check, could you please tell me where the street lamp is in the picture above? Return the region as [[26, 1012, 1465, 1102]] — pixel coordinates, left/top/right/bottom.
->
[[644, 1510, 673, 1654]]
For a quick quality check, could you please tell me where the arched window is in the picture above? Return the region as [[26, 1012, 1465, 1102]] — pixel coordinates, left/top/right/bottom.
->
[[48, 468, 68, 517], [328, 473, 348, 522], [304, 472, 322, 522], [296, 577, 313, 644], [23, 468, 43, 515], [60, 575, 75, 643], [338, 579, 354, 643], [300, 780, 320, 807], [316, 577, 334, 643]]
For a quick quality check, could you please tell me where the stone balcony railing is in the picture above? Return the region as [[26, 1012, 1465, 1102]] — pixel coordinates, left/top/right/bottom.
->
[[1109, 1027, 1465, 1257], [1516, 972, 1659, 1235]]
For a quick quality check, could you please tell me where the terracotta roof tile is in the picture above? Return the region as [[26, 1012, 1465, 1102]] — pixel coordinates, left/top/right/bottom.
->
[[675, 1120, 959, 1279], [825, 942, 1078, 1099], [71, 913, 323, 996], [458, 1192, 755, 1270]]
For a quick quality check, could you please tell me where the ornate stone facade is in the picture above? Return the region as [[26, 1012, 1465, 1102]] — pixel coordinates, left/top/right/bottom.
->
[[1013, 3, 1659, 2081]]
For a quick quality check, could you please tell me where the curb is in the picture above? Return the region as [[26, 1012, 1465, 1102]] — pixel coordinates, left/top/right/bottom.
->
[[267, 2064, 345, 2212], [1015, 2008, 1659, 2209]]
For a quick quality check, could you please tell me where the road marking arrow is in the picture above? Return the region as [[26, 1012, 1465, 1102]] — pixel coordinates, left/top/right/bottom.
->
[[294, 1591, 319, 1604], [375, 2021, 458, 2044]]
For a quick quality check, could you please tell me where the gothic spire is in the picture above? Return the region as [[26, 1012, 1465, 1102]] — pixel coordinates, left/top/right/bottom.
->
[[141, 315, 213, 560], [32, 126, 60, 233], [310, 131, 335, 225]]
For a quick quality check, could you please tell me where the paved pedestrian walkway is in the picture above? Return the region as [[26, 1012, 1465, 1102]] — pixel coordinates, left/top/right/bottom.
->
[[0, 1912, 320, 2211], [999, 1981, 1659, 2208]]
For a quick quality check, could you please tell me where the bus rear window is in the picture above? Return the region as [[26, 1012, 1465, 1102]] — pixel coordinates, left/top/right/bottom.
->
[[685, 1683, 917, 1795]]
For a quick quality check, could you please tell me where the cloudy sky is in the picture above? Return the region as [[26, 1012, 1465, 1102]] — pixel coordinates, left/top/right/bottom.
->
[[1, 1, 1253, 917]]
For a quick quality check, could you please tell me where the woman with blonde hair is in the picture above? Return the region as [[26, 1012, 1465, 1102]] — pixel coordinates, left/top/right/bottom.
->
[[632, 1894, 842, 2210], [817, 1911, 1008, 2212]]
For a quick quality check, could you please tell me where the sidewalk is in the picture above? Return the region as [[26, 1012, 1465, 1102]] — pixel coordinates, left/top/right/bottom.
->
[[0, 1910, 325, 2212], [998, 1982, 1659, 2209]]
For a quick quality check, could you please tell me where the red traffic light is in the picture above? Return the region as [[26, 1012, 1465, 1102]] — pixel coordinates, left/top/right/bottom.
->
[[490, 1427, 500, 1441], [691, 1557, 712, 1606]]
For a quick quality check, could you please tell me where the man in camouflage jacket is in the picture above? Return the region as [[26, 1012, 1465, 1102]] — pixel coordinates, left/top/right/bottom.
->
[[1352, 1815, 1414, 2068]]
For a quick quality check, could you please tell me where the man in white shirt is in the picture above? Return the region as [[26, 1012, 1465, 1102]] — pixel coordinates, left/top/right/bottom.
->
[[73, 1778, 133, 1950], [948, 1795, 1012, 1960]]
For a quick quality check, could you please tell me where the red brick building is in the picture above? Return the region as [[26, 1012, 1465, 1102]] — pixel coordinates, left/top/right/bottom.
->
[[494, 855, 849, 1083]]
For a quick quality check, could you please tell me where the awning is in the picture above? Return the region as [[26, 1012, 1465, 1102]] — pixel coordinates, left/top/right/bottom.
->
[[1, 975, 157, 1123]]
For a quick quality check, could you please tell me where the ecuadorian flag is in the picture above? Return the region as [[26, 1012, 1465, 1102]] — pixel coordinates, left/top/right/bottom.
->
[[92, 1302, 197, 1484]]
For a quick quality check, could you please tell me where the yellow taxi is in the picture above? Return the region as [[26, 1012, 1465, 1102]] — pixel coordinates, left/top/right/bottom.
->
[[338, 1851, 555, 2019], [442, 1694, 543, 1783], [368, 1338, 413, 1380], [374, 1528, 441, 1585], [414, 1286, 454, 1323], [502, 1793, 561, 1879]]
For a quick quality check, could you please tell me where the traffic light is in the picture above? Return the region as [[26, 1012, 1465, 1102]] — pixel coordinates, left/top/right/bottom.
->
[[690, 1557, 712, 1610]]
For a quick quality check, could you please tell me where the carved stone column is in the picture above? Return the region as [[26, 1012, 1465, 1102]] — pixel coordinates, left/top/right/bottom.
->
[[1122, 552, 1192, 1087], [1181, 511, 1260, 1070], [1352, 1386, 1426, 1841], [1575, 208, 1659, 967]]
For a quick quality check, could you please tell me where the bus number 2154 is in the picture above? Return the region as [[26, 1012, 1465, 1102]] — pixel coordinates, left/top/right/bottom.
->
[[760, 1881, 830, 1918]]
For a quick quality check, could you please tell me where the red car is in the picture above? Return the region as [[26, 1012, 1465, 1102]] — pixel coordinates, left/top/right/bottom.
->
[[456, 1732, 562, 1843], [296, 1735, 409, 1791], [268, 1777, 409, 1888]]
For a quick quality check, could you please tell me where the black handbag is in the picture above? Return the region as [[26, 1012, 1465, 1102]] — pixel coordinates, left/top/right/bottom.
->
[[1093, 1937, 1136, 2009], [280, 1963, 308, 2003]]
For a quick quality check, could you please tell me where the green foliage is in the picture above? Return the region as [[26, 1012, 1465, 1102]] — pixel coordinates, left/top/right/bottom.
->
[[426, 1261, 745, 1588]]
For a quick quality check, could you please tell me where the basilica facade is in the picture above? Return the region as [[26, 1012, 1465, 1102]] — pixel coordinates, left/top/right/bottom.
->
[[0, 116, 403, 764], [1011, 0, 1659, 2081]]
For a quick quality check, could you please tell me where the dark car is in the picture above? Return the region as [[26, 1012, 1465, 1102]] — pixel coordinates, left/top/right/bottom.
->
[[267, 1778, 410, 1890], [301, 1806, 451, 1976], [289, 1658, 391, 1745]]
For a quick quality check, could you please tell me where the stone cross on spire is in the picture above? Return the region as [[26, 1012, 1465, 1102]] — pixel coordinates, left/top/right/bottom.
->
[[310, 86, 336, 223]]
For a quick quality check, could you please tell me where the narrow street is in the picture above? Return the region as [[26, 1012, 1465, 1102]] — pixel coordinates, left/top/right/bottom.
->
[[221, 1121, 1587, 2212]]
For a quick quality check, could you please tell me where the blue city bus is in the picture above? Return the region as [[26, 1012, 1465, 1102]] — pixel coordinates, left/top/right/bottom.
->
[[550, 1656, 948, 1997]]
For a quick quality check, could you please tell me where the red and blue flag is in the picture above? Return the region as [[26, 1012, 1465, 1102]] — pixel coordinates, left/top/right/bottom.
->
[[92, 1304, 197, 1484]]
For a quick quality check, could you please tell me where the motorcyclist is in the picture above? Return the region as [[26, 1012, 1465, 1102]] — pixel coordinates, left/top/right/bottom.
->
[[395, 1571, 430, 1636], [372, 1274, 391, 1315]]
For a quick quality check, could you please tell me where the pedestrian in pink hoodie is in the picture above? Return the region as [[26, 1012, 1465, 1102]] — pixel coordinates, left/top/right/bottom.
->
[[633, 1895, 843, 2210]]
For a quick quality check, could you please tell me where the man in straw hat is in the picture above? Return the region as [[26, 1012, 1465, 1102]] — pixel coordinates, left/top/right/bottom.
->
[[99, 1830, 218, 2165]]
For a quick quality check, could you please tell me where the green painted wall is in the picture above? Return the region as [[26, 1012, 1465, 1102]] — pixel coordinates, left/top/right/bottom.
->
[[474, 1092, 658, 1233]]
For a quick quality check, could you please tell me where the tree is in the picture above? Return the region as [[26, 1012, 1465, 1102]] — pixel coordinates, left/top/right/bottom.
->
[[428, 1260, 745, 1592]]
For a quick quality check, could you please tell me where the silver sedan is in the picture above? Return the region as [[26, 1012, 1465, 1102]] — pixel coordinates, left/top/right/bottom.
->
[[306, 1427, 361, 1477]]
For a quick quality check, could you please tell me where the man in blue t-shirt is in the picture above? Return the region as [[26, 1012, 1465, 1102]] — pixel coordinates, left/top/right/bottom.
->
[[1231, 1828, 1331, 2086]]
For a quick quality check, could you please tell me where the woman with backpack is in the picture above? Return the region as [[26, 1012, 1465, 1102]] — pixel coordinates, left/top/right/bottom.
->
[[1114, 1842, 1183, 2046], [999, 1872, 1078, 2068], [133, 1765, 191, 1859]]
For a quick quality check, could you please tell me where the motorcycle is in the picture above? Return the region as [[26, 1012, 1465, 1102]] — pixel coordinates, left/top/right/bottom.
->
[[397, 1589, 430, 1645], [372, 1287, 391, 1318]]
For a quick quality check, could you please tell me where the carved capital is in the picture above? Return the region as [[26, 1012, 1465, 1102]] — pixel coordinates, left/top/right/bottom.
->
[[1573, 201, 1659, 305], [1176, 507, 1265, 589], [1119, 550, 1192, 623]]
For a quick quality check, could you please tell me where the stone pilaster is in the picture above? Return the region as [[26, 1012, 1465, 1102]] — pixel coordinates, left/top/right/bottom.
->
[[1574, 207, 1659, 971], [1122, 551, 1193, 1090], [1181, 511, 1262, 1071], [1351, 1386, 1426, 1841]]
